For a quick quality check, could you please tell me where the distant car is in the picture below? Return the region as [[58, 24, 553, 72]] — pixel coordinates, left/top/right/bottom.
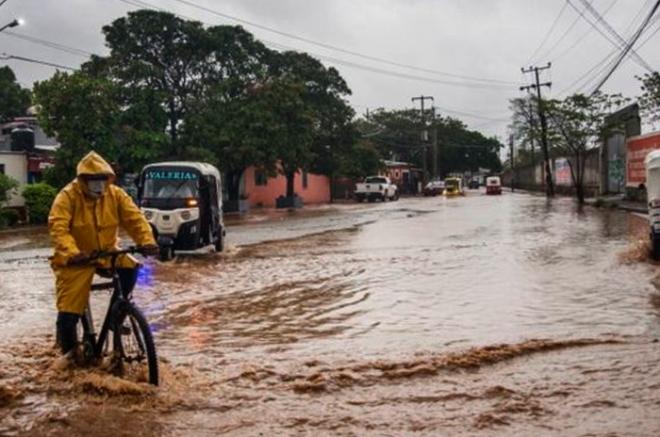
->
[[355, 176, 399, 202], [423, 180, 445, 196], [468, 179, 480, 189]]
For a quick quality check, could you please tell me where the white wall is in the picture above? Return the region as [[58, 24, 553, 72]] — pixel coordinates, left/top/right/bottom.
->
[[0, 152, 27, 207]]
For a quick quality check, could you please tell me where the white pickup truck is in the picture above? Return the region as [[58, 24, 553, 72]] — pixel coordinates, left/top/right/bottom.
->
[[354, 176, 399, 202]]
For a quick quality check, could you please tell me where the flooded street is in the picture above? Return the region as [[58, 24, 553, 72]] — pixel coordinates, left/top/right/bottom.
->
[[2, 191, 660, 435]]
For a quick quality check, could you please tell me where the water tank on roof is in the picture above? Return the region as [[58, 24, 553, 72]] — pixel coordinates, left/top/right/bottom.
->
[[10, 126, 35, 152]]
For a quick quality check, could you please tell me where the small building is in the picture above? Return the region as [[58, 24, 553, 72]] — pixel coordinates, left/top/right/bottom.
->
[[0, 151, 27, 208], [241, 166, 330, 208], [0, 117, 59, 208], [383, 160, 423, 195]]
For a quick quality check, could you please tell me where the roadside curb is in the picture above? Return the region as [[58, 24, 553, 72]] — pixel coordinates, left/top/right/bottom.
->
[[585, 197, 648, 215]]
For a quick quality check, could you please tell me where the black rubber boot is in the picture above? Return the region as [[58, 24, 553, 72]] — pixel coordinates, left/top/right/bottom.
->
[[56, 312, 80, 355]]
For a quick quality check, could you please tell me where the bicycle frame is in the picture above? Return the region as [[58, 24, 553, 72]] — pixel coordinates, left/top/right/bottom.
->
[[79, 250, 134, 360]]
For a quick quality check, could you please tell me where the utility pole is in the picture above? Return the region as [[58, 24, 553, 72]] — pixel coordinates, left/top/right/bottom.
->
[[431, 106, 438, 179], [509, 134, 515, 192], [521, 63, 554, 197], [412, 95, 434, 184], [527, 98, 537, 166]]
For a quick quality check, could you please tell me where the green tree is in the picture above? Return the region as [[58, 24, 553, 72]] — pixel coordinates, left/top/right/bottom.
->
[[34, 71, 122, 187], [22, 183, 57, 224], [638, 71, 660, 123], [0, 66, 31, 122], [34, 69, 171, 188], [338, 139, 384, 179], [546, 92, 628, 204], [358, 108, 502, 176], [100, 10, 208, 155], [271, 51, 355, 190], [267, 80, 315, 198], [182, 81, 281, 203]]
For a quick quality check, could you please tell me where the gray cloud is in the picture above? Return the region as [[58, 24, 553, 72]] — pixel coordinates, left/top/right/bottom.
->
[[1, 0, 658, 141]]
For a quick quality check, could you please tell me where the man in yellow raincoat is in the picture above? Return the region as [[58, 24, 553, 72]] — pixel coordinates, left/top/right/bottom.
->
[[48, 151, 158, 357]]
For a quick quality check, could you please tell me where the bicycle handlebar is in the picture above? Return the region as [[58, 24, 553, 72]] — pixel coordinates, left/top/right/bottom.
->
[[69, 246, 149, 266]]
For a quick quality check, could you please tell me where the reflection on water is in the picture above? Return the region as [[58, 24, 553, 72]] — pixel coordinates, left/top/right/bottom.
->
[[1, 193, 660, 435]]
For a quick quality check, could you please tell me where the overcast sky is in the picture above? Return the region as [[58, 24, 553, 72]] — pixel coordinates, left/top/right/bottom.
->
[[1, 0, 659, 143]]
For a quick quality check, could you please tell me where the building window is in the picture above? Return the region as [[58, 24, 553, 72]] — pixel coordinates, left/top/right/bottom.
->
[[302, 170, 308, 189], [0, 164, 4, 175], [255, 168, 267, 186]]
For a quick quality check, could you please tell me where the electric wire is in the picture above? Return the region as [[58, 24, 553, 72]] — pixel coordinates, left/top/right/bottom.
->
[[116, 0, 521, 99], [526, 1, 569, 65], [566, 0, 653, 72], [576, 0, 654, 71], [163, 0, 519, 86], [0, 53, 76, 70], [590, 0, 660, 95], [2, 31, 93, 57], [550, 0, 619, 63], [533, 1, 589, 63], [557, 4, 660, 96]]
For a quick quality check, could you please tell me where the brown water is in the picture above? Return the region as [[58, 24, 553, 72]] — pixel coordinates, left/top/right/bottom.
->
[[1, 192, 660, 435]]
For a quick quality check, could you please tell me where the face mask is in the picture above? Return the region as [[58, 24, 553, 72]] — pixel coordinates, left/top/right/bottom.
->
[[87, 180, 107, 198]]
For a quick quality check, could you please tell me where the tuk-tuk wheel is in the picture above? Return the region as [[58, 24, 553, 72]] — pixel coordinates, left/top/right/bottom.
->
[[652, 237, 660, 261], [214, 235, 224, 253], [159, 245, 174, 262]]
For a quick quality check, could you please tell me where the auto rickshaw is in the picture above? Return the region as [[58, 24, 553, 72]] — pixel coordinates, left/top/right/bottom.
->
[[443, 177, 464, 197], [645, 151, 660, 259], [137, 162, 225, 261], [486, 176, 502, 195]]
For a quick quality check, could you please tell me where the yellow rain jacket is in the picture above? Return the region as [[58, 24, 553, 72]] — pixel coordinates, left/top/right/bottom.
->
[[49, 151, 156, 314]]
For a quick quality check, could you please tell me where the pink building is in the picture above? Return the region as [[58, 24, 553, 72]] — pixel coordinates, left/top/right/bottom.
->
[[243, 166, 330, 207]]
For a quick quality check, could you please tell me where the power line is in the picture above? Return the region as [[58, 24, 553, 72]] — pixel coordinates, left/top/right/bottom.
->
[[534, 1, 589, 62], [163, 0, 519, 86], [557, 10, 660, 97], [527, 1, 569, 64], [2, 31, 94, 57], [550, 0, 619, 63], [591, 0, 660, 95], [353, 103, 510, 122], [566, 0, 653, 72], [576, 0, 654, 72], [117, 0, 518, 92], [0, 53, 76, 70]]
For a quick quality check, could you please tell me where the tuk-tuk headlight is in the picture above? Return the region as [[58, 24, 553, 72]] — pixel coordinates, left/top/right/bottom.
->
[[144, 210, 153, 220], [181, 210, 192, 220]]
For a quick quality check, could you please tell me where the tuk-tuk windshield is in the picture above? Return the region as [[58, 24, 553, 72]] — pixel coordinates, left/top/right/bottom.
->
[[142, 168, 200, 199], [445, 179, 459, 188]]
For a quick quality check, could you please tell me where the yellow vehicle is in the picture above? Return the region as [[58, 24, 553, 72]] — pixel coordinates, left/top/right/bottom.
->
[[443, 177, 464, 197]]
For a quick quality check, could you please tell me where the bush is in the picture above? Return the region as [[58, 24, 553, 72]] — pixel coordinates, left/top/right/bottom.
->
[[0, 208, 20, 228], [0, 173, 19, 204], [22, 183, 57, 224]]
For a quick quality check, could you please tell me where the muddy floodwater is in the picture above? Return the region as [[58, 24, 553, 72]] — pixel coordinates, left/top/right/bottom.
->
[[2, 192, 660, 436]]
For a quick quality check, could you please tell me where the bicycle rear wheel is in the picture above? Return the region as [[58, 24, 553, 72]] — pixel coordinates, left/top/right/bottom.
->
[[112, 303, 159, 386]]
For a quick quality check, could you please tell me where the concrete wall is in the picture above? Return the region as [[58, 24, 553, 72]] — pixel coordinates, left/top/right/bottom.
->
[[243, 166, 330, 207], [0, 152, 27, 207], [501, 148, 600, 197]]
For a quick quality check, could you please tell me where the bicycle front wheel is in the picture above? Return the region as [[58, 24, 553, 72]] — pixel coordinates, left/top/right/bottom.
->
[[113, 303, 159, 386]]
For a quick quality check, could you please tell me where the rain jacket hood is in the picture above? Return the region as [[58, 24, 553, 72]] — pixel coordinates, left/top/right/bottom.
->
[[75, 152, 115, 198], [76, 151, 115, 177]]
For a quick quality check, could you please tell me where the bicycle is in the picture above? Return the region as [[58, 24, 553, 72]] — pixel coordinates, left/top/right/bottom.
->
[[75, 246, 159, 386]]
